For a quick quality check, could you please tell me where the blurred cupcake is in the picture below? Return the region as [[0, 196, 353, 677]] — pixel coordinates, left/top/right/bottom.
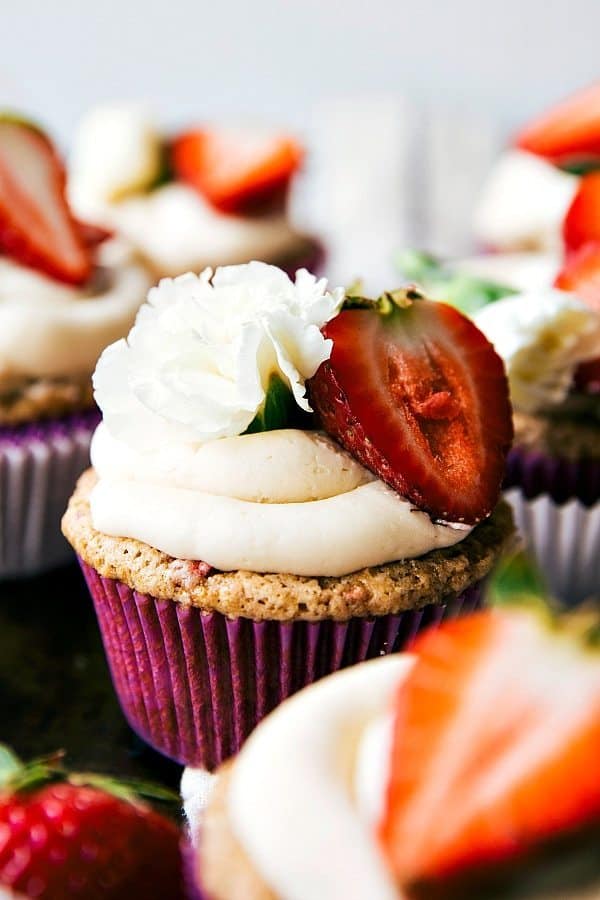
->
[[0, 114, 151, 577], [68, 103, 322, 281], [184, 580, 600, 899], [474, 290, 600, 603], [62, 263, 514, 769]]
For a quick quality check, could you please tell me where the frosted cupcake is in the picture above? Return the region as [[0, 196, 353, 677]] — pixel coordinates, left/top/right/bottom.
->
[[68, 104, 321, 281], [62, 263, 514, 769], [185, 587, 600, 899], [0, 114, 151, 577]]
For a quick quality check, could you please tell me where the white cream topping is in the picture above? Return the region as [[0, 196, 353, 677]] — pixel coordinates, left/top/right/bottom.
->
[[69, 104, 306, 278], [226, 656, 412, 900], [69, 103, 163, 204], [91, 423, 373, 502], [90, 428, 470, 576], [0, 243, 152, 381], [83, 184, 306, 279], [93, 263, 344, 447], [456, 251, 560, 293], [474, 289, 600, 413], [473, 149, 577, 252]]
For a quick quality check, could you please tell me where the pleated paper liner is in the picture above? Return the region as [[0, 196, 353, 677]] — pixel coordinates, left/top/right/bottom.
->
[[504, 445, 600, 605], [79, 558, 483, 770], [0, 409, 100, 578]]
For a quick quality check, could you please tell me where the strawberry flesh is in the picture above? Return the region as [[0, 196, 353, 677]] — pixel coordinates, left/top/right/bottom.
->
[[379, 609, 600, 897], [309, 297, 513, 524], [0, 120, 92, 284], [516, 82, 600, 166], [555, 239, 600, 312], [171, 127, 303, 215], [563, 172, 600, 255]]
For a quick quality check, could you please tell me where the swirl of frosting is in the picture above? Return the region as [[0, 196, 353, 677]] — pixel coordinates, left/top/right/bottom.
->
[[474, 289, 600, 414], [0, 243, 152, 381], [93, 263, 344, 448], [90, 427, 470, 576], [193, 656, 413, 899]]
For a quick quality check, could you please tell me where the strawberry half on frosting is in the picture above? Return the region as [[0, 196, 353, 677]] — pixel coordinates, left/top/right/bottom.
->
[[0, 116, 97, 285], [309, 288, 513, 525]]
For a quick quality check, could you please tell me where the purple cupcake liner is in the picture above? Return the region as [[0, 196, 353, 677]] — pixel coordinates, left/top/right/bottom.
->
[[0, 409, 100, 578], [181, 838, 204, 900], [503, 444, 600, 605], [505, 444, 600, 507], [79, 558, 482, 769]]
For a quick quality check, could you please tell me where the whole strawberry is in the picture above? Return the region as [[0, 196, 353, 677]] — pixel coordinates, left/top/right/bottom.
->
[[0, 748, 185, 899]]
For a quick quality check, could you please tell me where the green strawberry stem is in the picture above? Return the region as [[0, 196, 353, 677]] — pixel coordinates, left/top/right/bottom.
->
[[0, 744, 178, 808], [486, 551, 549, 610], [395, 249, 518, 316]]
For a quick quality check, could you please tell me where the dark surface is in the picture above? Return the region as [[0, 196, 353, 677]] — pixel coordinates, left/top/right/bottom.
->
[[0, 560, 182, 788]]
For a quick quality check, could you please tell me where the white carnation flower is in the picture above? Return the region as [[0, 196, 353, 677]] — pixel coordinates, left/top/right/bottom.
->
[[93, 262, 344, 447]]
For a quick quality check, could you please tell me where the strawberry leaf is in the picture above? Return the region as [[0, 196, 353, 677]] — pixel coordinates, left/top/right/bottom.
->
[[246, 373, 298, 434], [396, 249, 517, 315]]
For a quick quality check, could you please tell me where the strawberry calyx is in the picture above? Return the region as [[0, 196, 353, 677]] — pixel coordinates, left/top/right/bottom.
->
[[0, 745, 178, 809]]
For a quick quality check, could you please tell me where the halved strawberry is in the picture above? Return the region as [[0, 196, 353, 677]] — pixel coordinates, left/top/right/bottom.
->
[[562, 172, 600, 255], [0, 117, 92, 284], [379, 605, 600, 898], [554, 239, 600, 312], [516, 82, 600, 166], [308, 290, 513, 524], [170, 127, 303, 214]]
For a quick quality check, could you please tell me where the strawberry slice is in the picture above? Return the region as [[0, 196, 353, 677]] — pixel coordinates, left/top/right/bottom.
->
[[379, 606, 600, 897], [555, 239, 600, 312], [562, 172, 600, 255], [308, 291, 513, 524], [0, 117, 92, 284], [516, 82, 600, 166], [170, 127, 303, 214]]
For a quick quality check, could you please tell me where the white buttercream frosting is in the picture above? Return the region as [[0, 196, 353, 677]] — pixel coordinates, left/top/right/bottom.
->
[[69, 105, 307, 277], [225, 655, 412, 900], [0, 242, 152, 381], [473, 149, 577, 252], [94, 263, 343, 447], [474, 289, 600, 413], [90, 426, 470, 576]]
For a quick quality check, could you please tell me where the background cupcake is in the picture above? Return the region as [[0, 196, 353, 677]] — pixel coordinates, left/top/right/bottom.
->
[[68, 103, 322, 282], [185, 568, 600, 900], [0, 114, 152, 577], [63, 262, 514, 770]]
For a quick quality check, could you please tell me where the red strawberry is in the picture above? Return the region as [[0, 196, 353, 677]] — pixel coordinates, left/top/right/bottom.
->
[[308, 290, 513, 525], [378, 605, 600, 898], [170, 127, 303, 214], [555, 239, 600, 311], [562, 172, 600, 255], [75, 220, 112, 250], [516, 82, 600, 166], [0, 117, 92, 284], [0, 747, 184, 899]]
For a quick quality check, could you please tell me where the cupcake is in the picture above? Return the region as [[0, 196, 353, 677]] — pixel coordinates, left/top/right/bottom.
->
[[0, 114, 151, 577], [68, 104, 322, 281], [62, 263, 514, 769], [185, 582, 600, 899]]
